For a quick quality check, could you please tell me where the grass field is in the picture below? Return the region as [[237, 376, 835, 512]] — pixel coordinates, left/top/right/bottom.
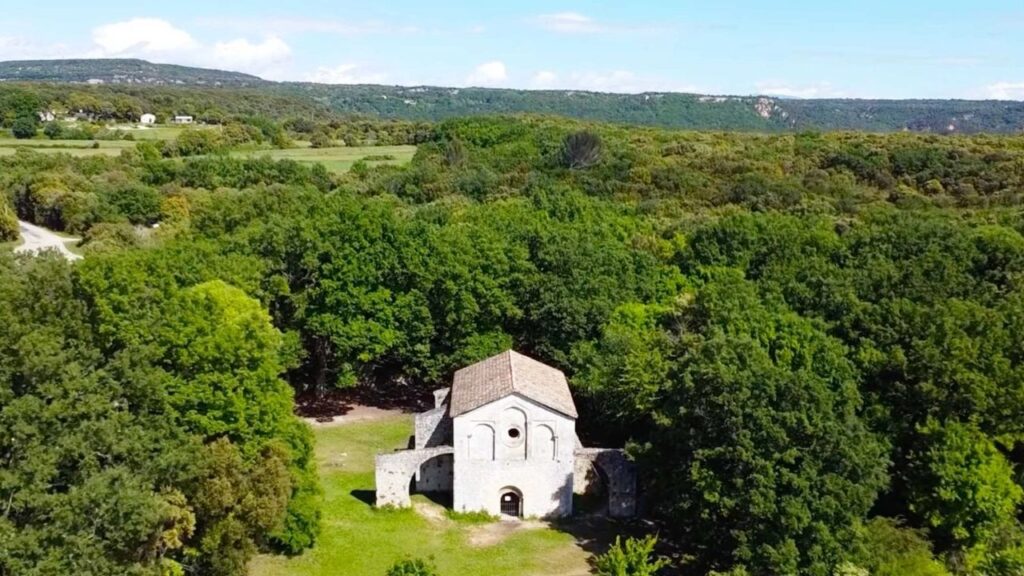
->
[[0, 136, 416, 173], [0, 139, 135, 157], [231, 145, 417, 173], [248, 414, 598, 576]]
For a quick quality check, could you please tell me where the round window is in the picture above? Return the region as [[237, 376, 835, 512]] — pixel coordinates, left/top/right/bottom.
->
[[507, 427, 521, 439]]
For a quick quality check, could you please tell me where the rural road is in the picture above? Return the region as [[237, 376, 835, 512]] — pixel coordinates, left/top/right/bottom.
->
[[14, 220, 82, 261]]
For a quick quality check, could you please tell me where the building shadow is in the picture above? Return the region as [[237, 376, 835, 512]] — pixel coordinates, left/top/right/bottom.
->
[[349, 489, 376, 507]]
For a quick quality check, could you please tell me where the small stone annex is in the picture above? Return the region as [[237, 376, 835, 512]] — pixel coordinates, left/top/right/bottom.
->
[[375, 350, 636, 518]]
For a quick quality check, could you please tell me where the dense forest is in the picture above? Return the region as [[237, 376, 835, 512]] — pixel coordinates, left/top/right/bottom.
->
[[6, 112, 1024, 575], [3, 59, 1024, 133]]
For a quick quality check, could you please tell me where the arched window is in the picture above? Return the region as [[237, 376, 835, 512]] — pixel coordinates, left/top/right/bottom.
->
[[502, 407, 527, 460], [533, 424, 556, 461], [469, 424, 495, 461]]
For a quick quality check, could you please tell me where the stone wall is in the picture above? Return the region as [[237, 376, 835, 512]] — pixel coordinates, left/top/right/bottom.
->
[[416, 452, 454, 492], [433, 387, 450, 408], [573, 448, 637, 518], [375, 446, 455, 508], [414, 406, 452, 449]]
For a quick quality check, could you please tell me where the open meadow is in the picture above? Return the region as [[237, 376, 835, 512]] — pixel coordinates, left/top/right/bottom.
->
[[231, 144, 417, 173], [0, 130, 415, 173], [0, 139, 135, 157], [248, 414, 603, 576]]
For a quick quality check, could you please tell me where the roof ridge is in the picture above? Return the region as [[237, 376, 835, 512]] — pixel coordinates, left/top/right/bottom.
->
[[506, 349, 516, 391]]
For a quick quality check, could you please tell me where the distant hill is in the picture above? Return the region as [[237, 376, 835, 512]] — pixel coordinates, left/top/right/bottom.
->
[[2, 58, 1023, 133], [278, 84, 1024, 133], [0, 59, 264, 87]]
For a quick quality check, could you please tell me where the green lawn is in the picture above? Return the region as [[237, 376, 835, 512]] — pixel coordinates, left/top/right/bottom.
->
[[231, 145, 417, 173], [249, 415, 593, 576]]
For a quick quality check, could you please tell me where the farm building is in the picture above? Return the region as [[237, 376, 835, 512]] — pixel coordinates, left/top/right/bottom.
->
[[375, 350, 635, 519], [172, 115, 194, 124], [140, 113, 156, 125]]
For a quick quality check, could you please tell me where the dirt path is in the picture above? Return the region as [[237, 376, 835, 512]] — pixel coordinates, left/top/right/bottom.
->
[[14, 220, 81, 261]]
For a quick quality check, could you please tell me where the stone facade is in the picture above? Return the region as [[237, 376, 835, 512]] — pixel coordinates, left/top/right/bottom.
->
[[373, 350, 636, 518], [452, 394, 576, 517]]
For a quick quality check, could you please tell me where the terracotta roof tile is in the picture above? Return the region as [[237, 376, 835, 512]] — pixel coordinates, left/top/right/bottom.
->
[[449, 350, 578, 418]]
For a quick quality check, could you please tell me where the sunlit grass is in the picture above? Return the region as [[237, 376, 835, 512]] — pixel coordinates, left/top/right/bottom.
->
[[248, 415, 590, 576]]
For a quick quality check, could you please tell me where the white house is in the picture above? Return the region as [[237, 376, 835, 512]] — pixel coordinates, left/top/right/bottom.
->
[[140, 113, 156, 125], [38, 110, 55, 122], [172, 115, 194, 124], [375, 350, 635, 519]]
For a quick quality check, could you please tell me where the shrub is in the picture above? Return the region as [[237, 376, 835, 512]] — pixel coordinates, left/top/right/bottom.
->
[[594, 535, 669, 576], [385, 557, 438, 576], [561, 130, 603, 169]]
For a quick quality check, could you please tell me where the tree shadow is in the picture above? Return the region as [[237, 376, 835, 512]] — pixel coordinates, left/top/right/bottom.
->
[[547, 476, 682, 574], [293, 373, 433, 418]]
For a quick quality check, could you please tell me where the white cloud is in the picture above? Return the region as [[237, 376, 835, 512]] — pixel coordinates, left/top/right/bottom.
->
[[193, 17, 419, 37], [537, 12, 605, 34], [90, 18, 198, 56], [528, 69, 702, 94], [531, 70, 558, 88], [465, 60, 508, 87], [0, 36, 74, 60], [306, 64, 388, 84], [211, 36, 291, 70], [984, 81, 1024, 100], [755, 81, 846, 98], [80, 18, 294, 78]]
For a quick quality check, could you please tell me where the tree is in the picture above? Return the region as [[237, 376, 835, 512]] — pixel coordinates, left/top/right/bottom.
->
[[560, 130, 603, 169], [585, 271, 889, 576], [158, 280, 321, 552], [11, 115, 37, 139], [907, 420, 1023, 550], [0, 202, 17, 242], [308, 131, 333, 148], [0, 255, 200, 576], [594, 535, 670, 576], [42, 121, 63, 139], [848, 518, 949, 576]]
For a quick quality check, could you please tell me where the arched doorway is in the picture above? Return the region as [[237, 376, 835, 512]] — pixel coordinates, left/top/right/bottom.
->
[[575, 461, 609, 514], [499, 487, 523, 518]]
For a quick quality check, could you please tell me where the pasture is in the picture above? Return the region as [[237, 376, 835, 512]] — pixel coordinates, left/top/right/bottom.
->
[[248, 414, 602, 576]]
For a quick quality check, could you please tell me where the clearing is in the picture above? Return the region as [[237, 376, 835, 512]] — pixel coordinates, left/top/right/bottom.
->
[[248, 411, 615, 576], [231, 144, 416, 173]]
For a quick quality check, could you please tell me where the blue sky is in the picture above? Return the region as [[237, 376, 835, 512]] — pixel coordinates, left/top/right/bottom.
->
[[2, 0, 1023, 99]]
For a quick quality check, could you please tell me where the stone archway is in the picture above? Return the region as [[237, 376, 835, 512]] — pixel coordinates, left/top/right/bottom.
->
[[573, 448, 636, 517], [375, 446, 454, 508]]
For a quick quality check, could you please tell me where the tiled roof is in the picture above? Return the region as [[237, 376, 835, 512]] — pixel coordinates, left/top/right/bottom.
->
[[449, 350, 578, 418]]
